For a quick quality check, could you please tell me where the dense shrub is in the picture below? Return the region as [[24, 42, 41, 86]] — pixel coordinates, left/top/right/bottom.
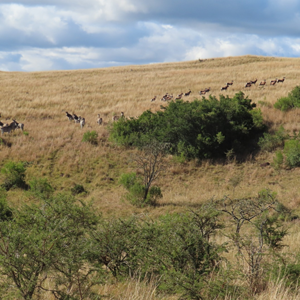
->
[[1, 161, 28, 190], [274, 86, 300, 111], [284, 139, 300, 168], [71, 183, 86, 195], [29, 177, 54, 199], [258, 126, 289, 152], [119, 172, 162, 207], [110, 92, 264, 160], [82, 130, 98, 145]]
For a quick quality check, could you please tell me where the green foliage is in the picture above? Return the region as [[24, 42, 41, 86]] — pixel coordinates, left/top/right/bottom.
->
[[110, 92, 264, 160], [0, 188, 12, 221], [22, 131, 29, 136], [274, 86, 300, 111], [82, 130, 98, 145], [258, 126, 289, 152], [119, 172, 162, 207], [71, 183, 86, 195], [274, 97, 295, 111], [28, 177, 54, 199], [284, 139, 300, 168], [1, 161, 28, 190], [273, 150, 284, 170], [0, 194, 100, 300]]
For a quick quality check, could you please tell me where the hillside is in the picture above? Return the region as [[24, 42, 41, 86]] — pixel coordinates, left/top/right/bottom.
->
[[0, 55, 299, 217], [2, 55, 300, 299]]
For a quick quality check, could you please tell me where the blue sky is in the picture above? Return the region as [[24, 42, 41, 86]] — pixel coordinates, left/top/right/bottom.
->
[[0, 0, 300, 71]]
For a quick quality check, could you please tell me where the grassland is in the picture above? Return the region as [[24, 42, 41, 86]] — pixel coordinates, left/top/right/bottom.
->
[[1, 55, 300, 299]]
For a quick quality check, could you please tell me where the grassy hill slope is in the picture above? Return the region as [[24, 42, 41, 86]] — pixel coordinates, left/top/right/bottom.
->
[[0, 55, 299, 218]]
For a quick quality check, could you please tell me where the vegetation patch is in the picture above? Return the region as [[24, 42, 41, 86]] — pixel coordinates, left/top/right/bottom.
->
[[110, 92, 265, 160], [274, 85, 300, 111]]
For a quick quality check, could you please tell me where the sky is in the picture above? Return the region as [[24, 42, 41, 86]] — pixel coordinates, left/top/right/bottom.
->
[[0, 0, 300, 71]]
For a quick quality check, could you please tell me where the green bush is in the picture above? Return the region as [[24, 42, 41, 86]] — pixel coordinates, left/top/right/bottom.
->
[[82, 130, 98, 145], [0, 188, 12, 221], [273, 150, 284, 170], [258, 126, 289, 152], [284, 139, 300, 168], [29, 177, 54, 199], [71, 184, 86, 195], [110, 92, 264, 160], [119, 172, 162, 207], [274, 86, 300, 111], [1, 161, 28, 190]]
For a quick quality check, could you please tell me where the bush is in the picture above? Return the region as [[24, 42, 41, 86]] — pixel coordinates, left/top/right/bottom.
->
[[1, 161, 28, 190], [274, 86, 300, 111], [82, 130, 98, 145], [273, 150, 284, 170], [29, 177, 54, 199], [110, 92, 264, 160], [258, 126, 289, 152], [284, 139, 300, 168], [119, 172, 162, 207], [71, 184, 86, 195]]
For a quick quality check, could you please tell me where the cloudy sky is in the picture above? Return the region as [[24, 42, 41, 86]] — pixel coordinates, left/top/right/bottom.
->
[[0, 0, 300, 71]]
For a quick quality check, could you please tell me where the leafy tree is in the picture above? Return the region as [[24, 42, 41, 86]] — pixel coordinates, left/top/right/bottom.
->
[[110, 92, 264, 160], [0, 194, 100, 300]]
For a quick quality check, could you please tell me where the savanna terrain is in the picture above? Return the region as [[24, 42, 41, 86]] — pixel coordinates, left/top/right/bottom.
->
[[1, 55, 300, 299]]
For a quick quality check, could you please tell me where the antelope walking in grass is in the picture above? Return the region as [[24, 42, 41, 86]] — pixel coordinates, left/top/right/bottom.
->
[[251, 79, 257, 84], [245, 82, 252, 88], [65, 111, 73, 121], [277, 77, 285, 83], [227, 81, 233, 86], [13, 119, 24, 131], [259, 79, 266, 86], [112, 112, 124, 122], [0, 121, 17, 135], [221, 85, 229, 91], [80, 118, 85, 129], [270, 79, 277, 85], [97, 114, 103, 125], [184, 90, 191, 96], [150, 96, 157, 102]]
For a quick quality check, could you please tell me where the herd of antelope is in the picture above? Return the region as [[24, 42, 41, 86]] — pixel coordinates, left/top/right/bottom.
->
[[65, 112, 86, 129], [0, 119, 24, 136], [65, 111, 125, 127], [149, 77, 286, 102]]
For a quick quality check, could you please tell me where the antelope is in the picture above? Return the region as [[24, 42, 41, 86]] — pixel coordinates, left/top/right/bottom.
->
[[221, 85, 229, 91], [227, 81, 233, 85], [270, 79, 277, 85], [80, 117, 85, 129], [97, 114, 103, 125], [277, 77, 285, 83], [177, 92, 183, 98], [205, 87, 211, 93], [250, 79, 257, 84], [73, 113, 79, 123], [65, 111, 73, 121], [0, 121, 17, 135], [199, 90, 206, 95], [245, 82, 252, 88], [13, 119, 24, 131], [259, 80, 266, 86], [151, 96, 157, 102], [184, 90, 191, 96], [112, 112, 124, 122], [74, 116, 81, 123]]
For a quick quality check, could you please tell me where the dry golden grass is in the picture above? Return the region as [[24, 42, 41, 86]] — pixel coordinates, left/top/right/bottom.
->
[[0, 54, 300, 217]]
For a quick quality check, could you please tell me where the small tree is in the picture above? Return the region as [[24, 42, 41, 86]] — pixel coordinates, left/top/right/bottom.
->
[[214, 190, 288, 295], [120, 141, 167, 207]]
